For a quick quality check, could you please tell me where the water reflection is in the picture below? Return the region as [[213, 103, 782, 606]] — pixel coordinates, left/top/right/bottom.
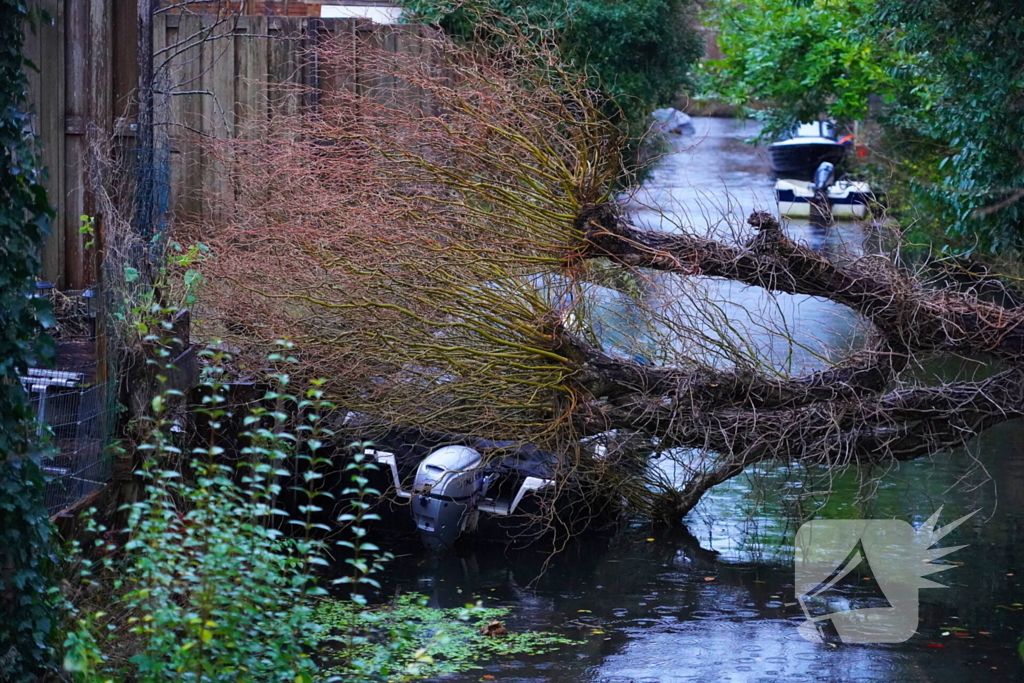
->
[[381, 117, 1024, 682], [381, 509, 1023, 682]]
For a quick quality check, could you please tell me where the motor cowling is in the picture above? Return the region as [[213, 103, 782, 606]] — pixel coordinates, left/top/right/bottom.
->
[[411, 446, 484, 549], [813, 161, 836, 191]]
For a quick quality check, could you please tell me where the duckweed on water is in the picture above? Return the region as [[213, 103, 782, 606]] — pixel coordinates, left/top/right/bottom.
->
[[314, 593, 580, 680]]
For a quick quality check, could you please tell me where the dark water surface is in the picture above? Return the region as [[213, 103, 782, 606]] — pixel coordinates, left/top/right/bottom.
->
[[379, 118, 1024, 682]]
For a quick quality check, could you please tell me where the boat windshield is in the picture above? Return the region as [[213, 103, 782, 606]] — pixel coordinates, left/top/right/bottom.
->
[[792, 121, 836, 140]]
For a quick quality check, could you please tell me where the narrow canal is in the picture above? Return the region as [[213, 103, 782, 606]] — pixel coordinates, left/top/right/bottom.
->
[[376, 117, 1024, 682]]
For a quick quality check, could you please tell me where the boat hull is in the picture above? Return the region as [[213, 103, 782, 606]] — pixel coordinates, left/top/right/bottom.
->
[[775, 178, 872, 220]]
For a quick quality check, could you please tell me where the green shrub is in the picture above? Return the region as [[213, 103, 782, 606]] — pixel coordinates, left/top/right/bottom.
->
[[63, 345, 328, 683]]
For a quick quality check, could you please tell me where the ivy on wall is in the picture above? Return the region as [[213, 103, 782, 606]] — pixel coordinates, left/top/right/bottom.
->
[[0, 1, 61, 680]]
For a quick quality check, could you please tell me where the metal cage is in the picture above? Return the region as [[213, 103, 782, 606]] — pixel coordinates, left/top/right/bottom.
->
[[21, 369, 114, 515]]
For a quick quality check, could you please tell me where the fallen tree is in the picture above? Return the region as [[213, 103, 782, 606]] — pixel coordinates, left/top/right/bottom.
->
[[192, 24, 1024, 526]]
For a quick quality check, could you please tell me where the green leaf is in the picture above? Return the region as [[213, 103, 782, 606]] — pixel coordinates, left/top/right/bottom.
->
[[62, 647, 90, 672]]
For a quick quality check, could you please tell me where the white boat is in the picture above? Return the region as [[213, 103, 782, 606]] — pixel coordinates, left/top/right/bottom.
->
[[775, 177, 872, 219]]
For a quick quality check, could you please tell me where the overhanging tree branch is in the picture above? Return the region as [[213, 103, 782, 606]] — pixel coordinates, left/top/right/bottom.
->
[[199, 24, 1024, 529], [560, 326, 899, 410], [580, 207, 1024, 360], [577, 369, 1024, 516]]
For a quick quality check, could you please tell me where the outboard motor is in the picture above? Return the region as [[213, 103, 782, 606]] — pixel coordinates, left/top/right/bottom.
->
[[411, 446, 486, 549], [810, 161, 836, 226], [813, 161, 835, 191]]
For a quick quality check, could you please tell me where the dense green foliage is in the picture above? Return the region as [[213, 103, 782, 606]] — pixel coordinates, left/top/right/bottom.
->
[[0, 2, 52, 409], [315, 593, 579, 680], [65, 348, 328, 682], [707, 0, 1024, 250], [63, 344, 566, 682], [705, 0, 903, 138], [403, 0, 704, 180], [875, 0, 1024, 250], [0, 458, 61, 681], [65, 460, 324, 682], [0, 1, 60, 680]]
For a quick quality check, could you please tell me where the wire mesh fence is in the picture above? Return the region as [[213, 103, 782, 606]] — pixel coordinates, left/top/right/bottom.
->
[[23, 373, 116, 515], [21, 287, 119, 516]]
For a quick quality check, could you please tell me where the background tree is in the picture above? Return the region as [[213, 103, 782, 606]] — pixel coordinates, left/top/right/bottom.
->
[[402, 0, 704, 182], [875, 0, 1024, 251], [196, 26, 1024, 529], [705, 0, 1024, 252], [704, 0, 902, 138]]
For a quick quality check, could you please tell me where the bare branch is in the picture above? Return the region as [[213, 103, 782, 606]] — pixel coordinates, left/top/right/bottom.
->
[[581, 207, 1024, 360]]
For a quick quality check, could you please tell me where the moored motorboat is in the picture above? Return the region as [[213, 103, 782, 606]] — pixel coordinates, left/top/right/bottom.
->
[[768, 121, 846, 181], [769, 121, 873, 220], [367, 441, 558, 549]]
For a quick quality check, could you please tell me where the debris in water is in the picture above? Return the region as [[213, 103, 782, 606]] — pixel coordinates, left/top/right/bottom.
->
[[481, 620, 506, 637]]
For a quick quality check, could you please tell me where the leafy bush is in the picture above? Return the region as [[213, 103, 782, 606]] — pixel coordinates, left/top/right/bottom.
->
[[63, 336, 577, 682], [65, 462, 323, 682], [63, 345, 329, 682], [874, 0, 1024, 251]]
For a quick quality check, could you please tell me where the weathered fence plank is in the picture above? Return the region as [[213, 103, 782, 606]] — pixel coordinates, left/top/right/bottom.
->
[[29, 11, 441, 279], [26, 0, 66, 285], [176, 14, 207, 219], [199, 15, 236, 220], [234, 15, 269, 136], [63, 0, 86, 289]]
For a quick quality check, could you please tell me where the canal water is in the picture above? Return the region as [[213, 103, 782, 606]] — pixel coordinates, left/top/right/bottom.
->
[[376, 117, 1024, 682]]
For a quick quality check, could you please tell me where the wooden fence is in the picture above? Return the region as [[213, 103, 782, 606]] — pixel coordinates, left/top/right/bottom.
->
[[26, 10, 434, 288], [24, 0, 119, 290], [157, 15, 440, 223]]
